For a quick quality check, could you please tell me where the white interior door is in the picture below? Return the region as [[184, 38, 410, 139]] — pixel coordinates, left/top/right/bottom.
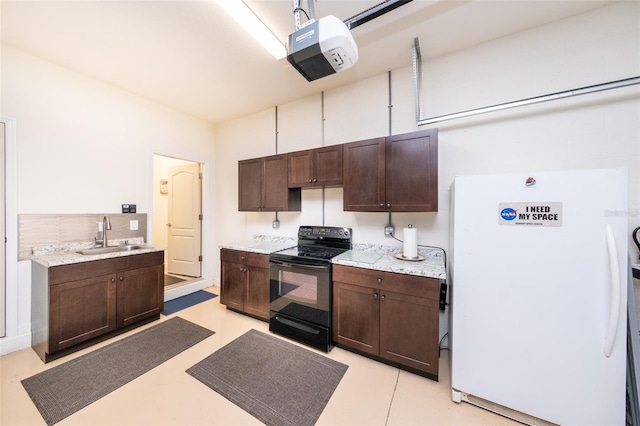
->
[[0, 122, 5, 337], [167, 163, 202, 277]]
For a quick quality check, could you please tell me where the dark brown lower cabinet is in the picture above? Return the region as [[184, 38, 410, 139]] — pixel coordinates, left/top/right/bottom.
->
[[31, 251, 164, 362], [116, 264, 164, 328], [49, 274, 117, 354], [220, 249, 270, 321], [332, 264, 440, 380]]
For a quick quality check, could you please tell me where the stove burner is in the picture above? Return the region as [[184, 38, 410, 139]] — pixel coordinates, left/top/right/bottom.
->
[[270, 226, 353, 263]]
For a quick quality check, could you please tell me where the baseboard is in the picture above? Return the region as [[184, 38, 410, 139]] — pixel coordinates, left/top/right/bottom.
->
[[0, 332, 32, 357], [164, 278, 213, 302]]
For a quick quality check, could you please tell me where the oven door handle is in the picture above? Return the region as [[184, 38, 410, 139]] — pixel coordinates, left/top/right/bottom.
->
[[270, 259, 329, 270]]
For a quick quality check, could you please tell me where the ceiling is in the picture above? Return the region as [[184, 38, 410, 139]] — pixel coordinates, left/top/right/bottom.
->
[[1, 0, 615, 124]]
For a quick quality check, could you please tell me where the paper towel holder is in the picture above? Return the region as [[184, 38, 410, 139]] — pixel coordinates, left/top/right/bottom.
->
[[396, 224, 424, 261]]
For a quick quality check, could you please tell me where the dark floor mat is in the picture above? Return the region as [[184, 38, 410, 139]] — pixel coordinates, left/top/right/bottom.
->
[[162, 290, 218, 315], [22, 317, 215, 425]]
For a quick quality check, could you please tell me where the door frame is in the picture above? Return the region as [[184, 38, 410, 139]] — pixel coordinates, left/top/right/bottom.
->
[[150, 152, 207, 288], [0, 117, 18, 342]]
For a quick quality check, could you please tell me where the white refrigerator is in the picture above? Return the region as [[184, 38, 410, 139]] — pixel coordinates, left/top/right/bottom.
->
[[450, 168, 628, 425]]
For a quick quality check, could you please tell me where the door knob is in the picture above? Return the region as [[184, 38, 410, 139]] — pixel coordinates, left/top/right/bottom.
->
[[166, 223, 172, 227]]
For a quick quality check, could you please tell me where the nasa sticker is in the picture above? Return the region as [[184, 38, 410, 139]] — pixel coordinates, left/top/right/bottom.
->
[[499, 202, 563, 227]]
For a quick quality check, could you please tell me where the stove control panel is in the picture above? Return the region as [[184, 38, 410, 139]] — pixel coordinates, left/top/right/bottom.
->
[[298, 226, 352, 240]]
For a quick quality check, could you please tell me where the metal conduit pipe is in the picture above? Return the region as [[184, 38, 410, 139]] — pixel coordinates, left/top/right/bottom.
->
[[412, 37, 640, 126], [321, 91, 326, 226], [274, 106, 279, 228], [388, 70, 393, 136]]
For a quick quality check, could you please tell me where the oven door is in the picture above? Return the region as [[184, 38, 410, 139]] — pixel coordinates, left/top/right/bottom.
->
[[269, 258, 330, 327]]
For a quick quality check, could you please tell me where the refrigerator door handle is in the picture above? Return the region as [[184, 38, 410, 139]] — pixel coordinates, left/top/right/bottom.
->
[[603, 224, 621, 358]]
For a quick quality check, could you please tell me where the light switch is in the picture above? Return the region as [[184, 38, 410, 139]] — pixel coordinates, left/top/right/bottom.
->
[[130, 220, 138, 231]]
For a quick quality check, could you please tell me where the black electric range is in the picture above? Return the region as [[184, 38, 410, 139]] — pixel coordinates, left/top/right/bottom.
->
[[268, 226, 352, 351]]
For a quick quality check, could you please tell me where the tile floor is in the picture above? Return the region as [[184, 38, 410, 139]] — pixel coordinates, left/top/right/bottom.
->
[[0, 286, 519, 425]]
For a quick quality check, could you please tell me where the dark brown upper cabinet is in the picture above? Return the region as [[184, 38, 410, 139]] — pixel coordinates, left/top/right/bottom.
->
[[343, 129, 438, 212], [287, 145, 343, 188], [342, 137, 386, 211], [238, 154, 301, 212]]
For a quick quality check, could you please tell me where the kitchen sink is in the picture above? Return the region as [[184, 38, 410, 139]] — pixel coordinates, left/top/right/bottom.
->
[[76, 244, 144, 255]]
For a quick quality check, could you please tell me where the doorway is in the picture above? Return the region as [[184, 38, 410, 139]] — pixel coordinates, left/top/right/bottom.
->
[[152, 154, 203, 289]]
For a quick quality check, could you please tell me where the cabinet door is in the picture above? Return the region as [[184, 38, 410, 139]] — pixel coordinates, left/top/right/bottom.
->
[[238, 158, 264, 211], [116, 264, 164, 328], [49, 274, 117, 353], [314, 145, 343, 186], [386, 129, 438, 212], [220, 260, 245, 312], [343, 137, 386, 211], [379, 290, 439, 377], [262, 154, 288, 211], [287, 150, 313, 188], [332, 281, 379, 356], [244, 265, 270, 320]]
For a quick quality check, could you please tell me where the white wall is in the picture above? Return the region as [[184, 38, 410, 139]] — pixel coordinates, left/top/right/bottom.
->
[[0, 46, 216, 354], [214, 2, 640, 337]]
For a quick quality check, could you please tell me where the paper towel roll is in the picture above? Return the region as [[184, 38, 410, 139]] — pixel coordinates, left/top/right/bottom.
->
[[403, 226, 418, 259]]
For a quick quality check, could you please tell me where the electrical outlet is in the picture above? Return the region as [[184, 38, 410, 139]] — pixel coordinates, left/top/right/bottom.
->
[[272, 219, 280, 229], [384, 225, 394, 237], [97, 222, 103, 232], [130, 220, 138, 231]]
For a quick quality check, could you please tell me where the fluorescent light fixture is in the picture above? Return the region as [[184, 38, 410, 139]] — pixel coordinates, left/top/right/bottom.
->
[[215, 0, 287, 60]]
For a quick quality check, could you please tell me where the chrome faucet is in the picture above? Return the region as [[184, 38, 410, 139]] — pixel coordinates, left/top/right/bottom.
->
[[96, 215, 112, 247]]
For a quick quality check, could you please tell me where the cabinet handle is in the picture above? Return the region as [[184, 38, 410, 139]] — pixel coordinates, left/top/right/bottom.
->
[[381, 294, 386, 300], [373, 292, 379, 299], [241, 256, 246, 260], [313, 178, 317, 182], [386, 203, 391, 208], [111, 278, 116, 283], [377, 278, 382, 284], [119, 276, 124, 281], [379, 203, 384, 208], [309, 179, 313, 183]]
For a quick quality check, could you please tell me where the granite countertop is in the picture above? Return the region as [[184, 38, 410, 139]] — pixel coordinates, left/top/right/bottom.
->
[[332, 243, 446, 280], [219, 236, 446, 280], [219, 235, 297, 254], [31, 237, 164, 267]]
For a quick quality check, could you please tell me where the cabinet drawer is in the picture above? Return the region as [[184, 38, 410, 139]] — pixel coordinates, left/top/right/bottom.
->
[[333, 264, 439, 300], [49, 251, 163, 285], [220, 249, 269, 268]]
